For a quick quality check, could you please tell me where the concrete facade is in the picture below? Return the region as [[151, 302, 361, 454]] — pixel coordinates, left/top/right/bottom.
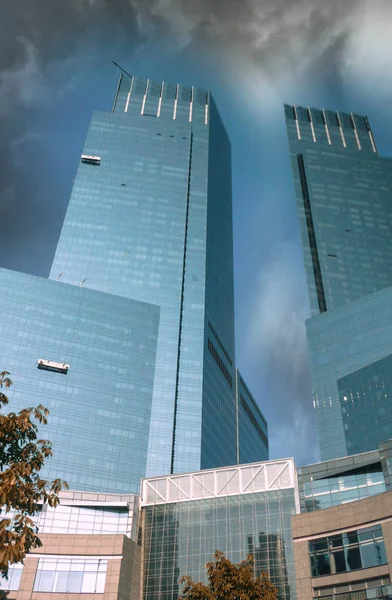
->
[[293, 490, 392, 599], [13, 535, 141, 600]]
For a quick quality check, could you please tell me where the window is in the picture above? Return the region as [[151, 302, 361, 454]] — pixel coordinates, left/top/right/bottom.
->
[[0, 564, 23, 591], [240, 396, 268, 447], [207, 338, 233, 388], [33, 558, 107, 593], [309, 525, 387, 577]]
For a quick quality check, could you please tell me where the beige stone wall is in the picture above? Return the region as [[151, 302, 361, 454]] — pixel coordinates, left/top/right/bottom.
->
[[292, 490, 392, 600], [8, 534, 140, 600], [119, 538, 141, 600]]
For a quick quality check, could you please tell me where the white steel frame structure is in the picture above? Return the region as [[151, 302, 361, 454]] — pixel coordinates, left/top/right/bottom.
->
[[141, 459, 298, 509]]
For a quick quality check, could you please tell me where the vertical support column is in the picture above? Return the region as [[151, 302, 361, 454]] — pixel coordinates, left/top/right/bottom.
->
[[336, 112, 347, 148], [125, 76, 134, 113], [157, 82, 164, 118], [141, 79, 149, 115], [173, 84, 179, 120], [322, 109, 332, 145], [293, 105, 301, 140], [308, 107, 316, 143], [235, 369, 239, 464], [351, 113, 362, 150], [189, 87, 194, 123]]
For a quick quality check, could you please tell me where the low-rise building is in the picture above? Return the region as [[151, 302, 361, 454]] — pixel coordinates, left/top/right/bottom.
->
[[0, 491, 141, 600], [139, 459, 298, 600], [293, 491, 392, 600]]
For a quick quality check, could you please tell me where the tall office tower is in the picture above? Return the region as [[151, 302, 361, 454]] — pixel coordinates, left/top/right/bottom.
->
[[50, 73, 238, 479], [285, 105, 392, 459], [0, 73, 268, 495]]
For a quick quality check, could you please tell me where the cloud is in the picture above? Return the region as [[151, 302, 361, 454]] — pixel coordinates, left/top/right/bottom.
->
[[239, 239, 318, 466], [271, 402, 318, 468], [0, 39, 45, 115], [131, 0, 364, 94], [342, 1, 392, 107], [0, 0, 144, 221], [0, 0, 370, 114]]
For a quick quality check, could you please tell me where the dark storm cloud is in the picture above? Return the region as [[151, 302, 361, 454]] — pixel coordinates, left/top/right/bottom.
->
[[0, 0, 365, 113], [0, 0, 145, 274], [0, 0, 141, 182], [0, 0, 364, 246], [132, 0, 364, 82]]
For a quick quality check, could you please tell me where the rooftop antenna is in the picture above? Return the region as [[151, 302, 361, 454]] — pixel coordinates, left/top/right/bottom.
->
[[112, 61, 133, 79], [56, 272, 64, 280], [80, 278, 87, 287]]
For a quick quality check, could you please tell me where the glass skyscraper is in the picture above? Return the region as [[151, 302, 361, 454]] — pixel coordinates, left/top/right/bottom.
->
[[285, 105, 392, 459], [0, 73, 268, 493]]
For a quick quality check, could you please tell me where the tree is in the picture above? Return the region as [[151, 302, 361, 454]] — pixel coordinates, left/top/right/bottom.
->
[[0, 371, 68, 578], [179, 550, 278, 600]]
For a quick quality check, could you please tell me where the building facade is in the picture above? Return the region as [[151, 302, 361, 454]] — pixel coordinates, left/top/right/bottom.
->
[[0, 491, 141, 600], [0, 268, 159, 494], [285, 105, 392, 460], [0, 73, 268, 495], [49, 73, 238, 478], [297, 439, 392, 514], [293, 491, 392, 600], [4, 448, 392, 600], [306, 286, 392, 459], [139, 459, 298, 600], [236, 370, 269, 463]]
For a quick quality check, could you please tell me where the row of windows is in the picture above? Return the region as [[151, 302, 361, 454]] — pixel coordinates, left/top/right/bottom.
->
[[315, 582, 392, 600], [309, 525, 387, 577], [207, 338, 233, 388], [207, 321, 233, 365], [0, 559, 108, 594], [38, 505, 130, 535], [33, 559, 107, 593], [239, 375, 268, 428], [240, 395, 269, 447]]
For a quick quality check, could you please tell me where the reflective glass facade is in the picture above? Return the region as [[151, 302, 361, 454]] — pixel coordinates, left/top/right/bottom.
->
[[49, 74, 243, 477], [33, 558, 107, 593], [140, 460, 298, 600], [339, 354, 392, 455], [307, 285, 392, 459], [301, 468, 385, 513], [298, 450, 386, 513], [236, 370, 269, 463], [285, 105, 392, 316], [309, 525, 387, 577], [0, 268, 159, 493], [285, 106, 392, 460]]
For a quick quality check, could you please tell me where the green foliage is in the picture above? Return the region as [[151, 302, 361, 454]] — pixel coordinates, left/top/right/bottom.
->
[[0, 372, 68, 577], [179, 550, 278, 600]]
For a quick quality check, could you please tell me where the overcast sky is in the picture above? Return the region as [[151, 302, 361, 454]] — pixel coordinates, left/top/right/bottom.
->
[[1, 0, 392, 467]]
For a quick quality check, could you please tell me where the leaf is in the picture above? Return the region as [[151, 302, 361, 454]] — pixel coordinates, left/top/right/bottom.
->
[[0, 371, 68, 578], [179, 550, 278, 600]]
